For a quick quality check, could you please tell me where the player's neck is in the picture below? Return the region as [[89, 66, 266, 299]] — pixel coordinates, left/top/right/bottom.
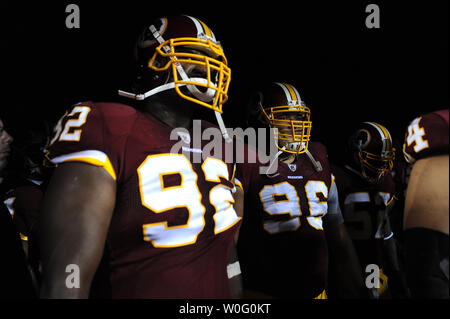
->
[[280, 153, 296, 164], [142, 97, 195, 129]]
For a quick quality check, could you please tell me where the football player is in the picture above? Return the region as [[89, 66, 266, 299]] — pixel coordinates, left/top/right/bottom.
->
[[39, 15, 242, 298], [402, 109, 449, 298], [0, 116, 36, 298], [330, 122, 409, 298], [2, 122, 52, 291], [235, 82, 366, 299]]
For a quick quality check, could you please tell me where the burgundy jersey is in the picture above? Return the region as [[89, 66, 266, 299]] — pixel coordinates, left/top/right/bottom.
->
[[403, 109, 449, 163], [236, 142, 332, 298], [331, 164, 396, 269], [46, 101, 241, 298]]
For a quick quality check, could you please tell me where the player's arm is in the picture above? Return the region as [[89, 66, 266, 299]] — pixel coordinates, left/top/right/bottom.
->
[[403, 155, 449, 298], [403, 155, 449, 234], [39, 162, 116, 298], [377, 204, 410, 298], [324, 182, 369, 298], [326, 223, 369, 298], [227, 177, 244, 298]]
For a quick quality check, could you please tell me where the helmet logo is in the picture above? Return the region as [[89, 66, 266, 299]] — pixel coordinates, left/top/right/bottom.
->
[[139, 18, 168, 49], [355, 129, 371, 150]]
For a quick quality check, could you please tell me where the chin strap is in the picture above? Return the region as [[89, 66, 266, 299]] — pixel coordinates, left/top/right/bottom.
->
[[265, 147, 286, 178], [215, 111, 232, 143], [118, 78, 212, 101], [119, 82, 181, 100], [344, 164, 365, 179], [305, 149, 322, 172]]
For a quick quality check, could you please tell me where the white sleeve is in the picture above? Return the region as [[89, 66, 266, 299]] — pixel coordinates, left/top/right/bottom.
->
[[323, 180, 344, 228]]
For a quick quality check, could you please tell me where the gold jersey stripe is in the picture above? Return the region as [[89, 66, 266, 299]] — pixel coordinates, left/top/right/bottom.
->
[[64, 156, 117, 181]]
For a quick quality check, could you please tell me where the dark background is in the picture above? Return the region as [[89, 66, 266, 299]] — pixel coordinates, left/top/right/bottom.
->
[[1, 1, 448, 162]]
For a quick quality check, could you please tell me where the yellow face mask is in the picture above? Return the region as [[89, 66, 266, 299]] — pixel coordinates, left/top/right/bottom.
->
[[262, 104, 312, 154], [147, 37, 231, 114], [358, 148, 395, 183]]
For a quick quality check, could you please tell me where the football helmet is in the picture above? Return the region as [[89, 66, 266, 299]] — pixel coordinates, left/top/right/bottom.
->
[[119, 15, 231, 114], [248, 82, 312, 154], [348, 122, 395, 184]]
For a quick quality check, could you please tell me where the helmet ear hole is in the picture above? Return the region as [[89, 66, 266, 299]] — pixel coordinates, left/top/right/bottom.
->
[[350, 129, 370, 152]]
